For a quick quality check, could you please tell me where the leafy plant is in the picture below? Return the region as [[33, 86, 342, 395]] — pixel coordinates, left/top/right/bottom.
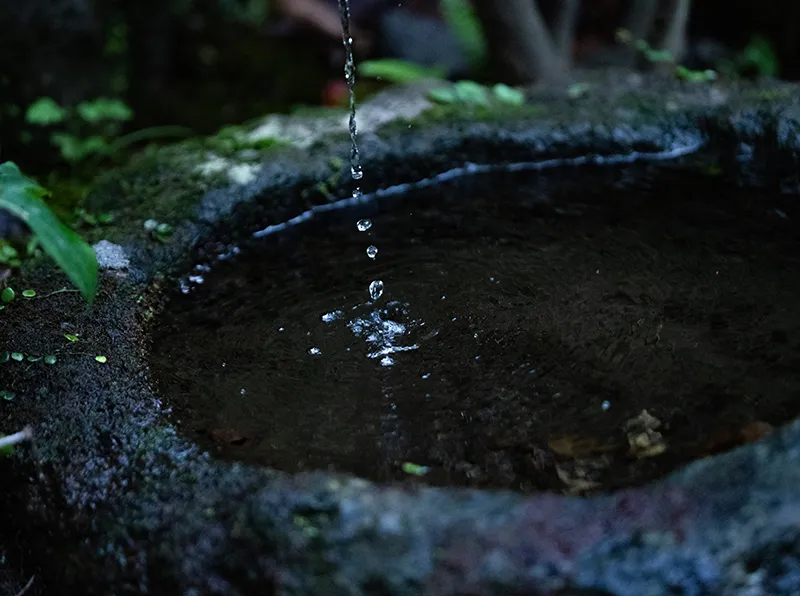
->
[[428, 81, 525, 107], [616, 28, 717, 83], [25, 97, 132, 164], [24, 97, 189, 166], [718, 34, 779, 79], [0, 162, 97, 302]]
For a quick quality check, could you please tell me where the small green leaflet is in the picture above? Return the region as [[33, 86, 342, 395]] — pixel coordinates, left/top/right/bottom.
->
[[401, 462, 430, 476], [0, 162, 97, 303], [360, 59, 446, 83]]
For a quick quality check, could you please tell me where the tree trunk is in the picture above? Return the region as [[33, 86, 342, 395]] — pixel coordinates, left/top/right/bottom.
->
[[555, 0, 581, 68], [657, 0, 691, 62], [624, 0, 658, 66], [472, 0, 566, 84]]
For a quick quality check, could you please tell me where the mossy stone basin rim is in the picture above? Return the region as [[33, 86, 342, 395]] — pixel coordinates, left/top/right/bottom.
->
[[3, 77, 800, 595]]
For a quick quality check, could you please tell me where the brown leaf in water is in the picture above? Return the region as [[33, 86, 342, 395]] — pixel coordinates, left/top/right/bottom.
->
[[210, 428, 247, 445], [554, 456, 610, 495], [548, 435, 615, 458], [740, 421, 774, 443], [700, 421, 773, 457], [624, 410, 666, 459]]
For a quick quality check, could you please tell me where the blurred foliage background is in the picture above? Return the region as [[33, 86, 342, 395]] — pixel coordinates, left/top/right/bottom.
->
[[0, 0, 794, 176]]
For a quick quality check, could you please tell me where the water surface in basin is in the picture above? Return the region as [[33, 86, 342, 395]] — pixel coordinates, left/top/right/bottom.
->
[[150, 163, 800, 493]]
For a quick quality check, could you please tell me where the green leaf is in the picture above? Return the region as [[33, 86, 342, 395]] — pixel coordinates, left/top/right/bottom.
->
[[64, 333, 79, 342], [567, 82, 591, 99], [25, 97, 67, 125], [740, 34, 779, 78], [454, 81, 490, 105], [427, 87, 458, 104], [21, 289, 35, 298], [44, 355, 57, 365], [0, 162, 97, 303], [359, 59, 445, 84], [95, 355, 107, 363], [401, 462, 430, 476], [10, 353, 23, 362], [493, 84, 525, 106], [50, 133, 108, 163], [440, 0, 487, 69], [1, 287, 15, 303], [76, 98, 133, 122]]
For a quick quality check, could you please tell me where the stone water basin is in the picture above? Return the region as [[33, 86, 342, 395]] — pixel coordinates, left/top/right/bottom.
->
[[152, 160, 799, 496], [4, 77, 800, 594]]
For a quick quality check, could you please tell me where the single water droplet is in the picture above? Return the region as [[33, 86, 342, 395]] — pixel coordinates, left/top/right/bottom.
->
[[308, 347, 322, 355], [366, 245, 378, 259], [352, 167, 363, 180], [369, 280, 385, 300], [422, 373, 431, 379], [352, 188, 362, 200], [601, 400, 611, 411], [357, 219, 372, 232], [240, 388, 246, 395]]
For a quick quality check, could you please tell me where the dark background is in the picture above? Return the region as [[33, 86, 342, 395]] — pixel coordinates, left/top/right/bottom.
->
[[0, 0, 796, 174]]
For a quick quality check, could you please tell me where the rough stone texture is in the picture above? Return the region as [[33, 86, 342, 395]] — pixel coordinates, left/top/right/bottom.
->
[[2, 73, 800, 595]]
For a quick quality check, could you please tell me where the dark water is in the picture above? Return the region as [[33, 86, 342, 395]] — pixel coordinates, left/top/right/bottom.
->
[[150, 163, 800, 493]]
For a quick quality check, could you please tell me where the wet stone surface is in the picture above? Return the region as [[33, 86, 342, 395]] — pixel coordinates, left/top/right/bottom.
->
[[151, 160, 800, 494]]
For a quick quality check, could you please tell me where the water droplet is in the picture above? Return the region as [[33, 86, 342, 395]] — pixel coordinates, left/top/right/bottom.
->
[[357, 219, 372, 232], [369, 280, 385, 300], [352, 188, 362, 200], [422, 373, 431, 379], [351, 166, 363, 180], [366, 245, 378, 259], [380, 356, 394, 367], [308, 347, 322, 355], [278, 327, 285, 332], [321, 310, 344, 323], [601, 400, 611, 411], [240, 388, 246, 395]]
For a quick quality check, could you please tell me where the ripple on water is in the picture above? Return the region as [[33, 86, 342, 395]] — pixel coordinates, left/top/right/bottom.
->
[[150, 163, 800, 493]]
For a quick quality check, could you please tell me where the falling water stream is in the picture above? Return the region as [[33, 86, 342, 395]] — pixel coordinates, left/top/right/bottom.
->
[[337, 0, 384, 300]]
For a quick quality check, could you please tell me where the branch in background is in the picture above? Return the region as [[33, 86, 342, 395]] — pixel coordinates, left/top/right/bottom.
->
[[624, 0, 658, 65], [0, 427, 33, 451], [554, 0, 581, 67], [472, 0, 567, 84], [658, 0, 692, 62]]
